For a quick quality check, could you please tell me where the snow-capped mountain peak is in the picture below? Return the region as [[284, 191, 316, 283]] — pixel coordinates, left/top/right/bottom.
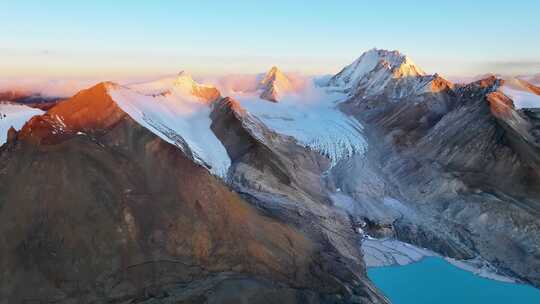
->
[[257, 66, 293, 102], [109, 77, 229, 176], [129, 71, 221, 103], [391, 54, 425, 78], [172, 70, 195, 87], [258, 66, 292, 89], [327, 48, 426, 94]]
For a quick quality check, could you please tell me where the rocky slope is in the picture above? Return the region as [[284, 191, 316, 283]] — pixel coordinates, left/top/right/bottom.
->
[[327, 50, 540, 287], [0, 81, 387, 303]]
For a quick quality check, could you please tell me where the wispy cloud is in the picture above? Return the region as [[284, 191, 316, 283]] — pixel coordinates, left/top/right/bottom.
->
[[0, 48, 56, 57], [479, 60, 540, 76]]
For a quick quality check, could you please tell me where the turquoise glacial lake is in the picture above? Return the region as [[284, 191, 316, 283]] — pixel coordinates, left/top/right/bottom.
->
[[368, 257, 540, 304]]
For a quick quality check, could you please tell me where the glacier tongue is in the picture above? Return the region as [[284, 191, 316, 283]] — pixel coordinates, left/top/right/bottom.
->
[[234, 81, 368, 166], [0, 103, 44, 145]]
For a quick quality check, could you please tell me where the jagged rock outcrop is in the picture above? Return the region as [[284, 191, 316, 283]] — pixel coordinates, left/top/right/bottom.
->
[[6, 127, 17, 143]]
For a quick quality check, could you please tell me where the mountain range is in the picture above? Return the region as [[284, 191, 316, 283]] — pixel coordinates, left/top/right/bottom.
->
[[1, 48, 540, 303]]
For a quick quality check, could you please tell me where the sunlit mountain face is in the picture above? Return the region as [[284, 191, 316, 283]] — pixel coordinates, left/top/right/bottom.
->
[[1, 1, 540, 303]]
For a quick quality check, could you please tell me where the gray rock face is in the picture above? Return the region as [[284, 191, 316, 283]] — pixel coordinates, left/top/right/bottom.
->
[[332, 75, 540, 287], [210, 96, 389, 304]]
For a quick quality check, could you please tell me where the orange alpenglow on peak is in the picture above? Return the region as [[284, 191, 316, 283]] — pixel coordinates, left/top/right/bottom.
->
[[257, 66, 293, 102], [18, 82, 126, 144], [129, 71, 221, 103], [428, 74, 454, 93], [46, 82, 124, 131]]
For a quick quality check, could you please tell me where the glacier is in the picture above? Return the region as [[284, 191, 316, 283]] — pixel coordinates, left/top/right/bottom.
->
[[233, 81, 368, 166]]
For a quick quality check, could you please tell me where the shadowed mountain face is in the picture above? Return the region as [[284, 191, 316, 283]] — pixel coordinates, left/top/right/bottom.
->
[[0, 83, 387, 303]]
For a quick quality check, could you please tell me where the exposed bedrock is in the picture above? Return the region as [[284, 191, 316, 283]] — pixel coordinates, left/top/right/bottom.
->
[[330, 76, 540, 287]]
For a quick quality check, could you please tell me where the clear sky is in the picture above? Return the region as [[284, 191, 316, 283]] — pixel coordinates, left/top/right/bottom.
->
[[1, 0, 540, 79]]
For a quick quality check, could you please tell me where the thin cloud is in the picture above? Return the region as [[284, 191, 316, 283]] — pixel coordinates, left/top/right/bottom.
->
[[0, 48, 56, 56], [479, 60, 540, 75]]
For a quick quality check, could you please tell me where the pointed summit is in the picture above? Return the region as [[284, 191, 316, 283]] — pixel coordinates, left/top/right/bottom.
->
[[17, 82, 125, 144], [173, 70, 195, 87], [130, 71, 221, 103], [257, 66, 293, 102], [328, 48, 425, 94], [46, 81, 124, 131], [176, 70, 192, 78]]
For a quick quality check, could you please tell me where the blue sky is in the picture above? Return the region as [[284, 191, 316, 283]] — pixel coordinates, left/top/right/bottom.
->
[[1, 0, 539, 78]]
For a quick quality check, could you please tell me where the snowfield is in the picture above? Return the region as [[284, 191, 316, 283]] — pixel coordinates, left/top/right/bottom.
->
[[107, 70, 369, 176], [0, 103, 44, 145], [234, 81, 368, 166], [108, 76, 231, 177]]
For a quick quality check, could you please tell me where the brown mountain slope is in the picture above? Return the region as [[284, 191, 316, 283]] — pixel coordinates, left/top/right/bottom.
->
[[0, 85, 387, 303]]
